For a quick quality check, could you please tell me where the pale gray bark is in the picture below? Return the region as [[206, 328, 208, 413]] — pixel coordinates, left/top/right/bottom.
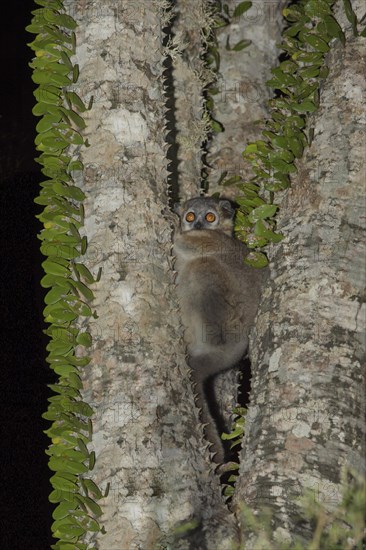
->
[[235, 1, 366, 546], [171, 0, 213, 200], [207, 0, 287, 197], [66, 1, 235, 548]]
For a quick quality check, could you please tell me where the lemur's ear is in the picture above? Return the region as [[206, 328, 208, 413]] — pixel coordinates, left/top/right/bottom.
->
[[219, 200, 235, 219]]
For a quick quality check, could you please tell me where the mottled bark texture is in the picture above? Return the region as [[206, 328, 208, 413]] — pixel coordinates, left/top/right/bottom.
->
[[66, 1, 235, 548], [235, 2, 366, 546], [171, 0, 213, 200], [207, 0, 287, 197]]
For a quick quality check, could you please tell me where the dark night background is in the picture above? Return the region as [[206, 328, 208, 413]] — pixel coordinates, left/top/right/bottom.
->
[[1, 1, 55, 547]]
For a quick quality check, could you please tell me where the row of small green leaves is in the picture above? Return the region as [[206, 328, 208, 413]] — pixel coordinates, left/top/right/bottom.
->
[[222, 0, 364, 267], [27, 1, 105, 548], [220, 407, 246, 499]]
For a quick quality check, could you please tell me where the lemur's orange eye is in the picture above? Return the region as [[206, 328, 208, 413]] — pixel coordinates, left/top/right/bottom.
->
[[205, 212, 216, 223], [185, 212, 195, 222]]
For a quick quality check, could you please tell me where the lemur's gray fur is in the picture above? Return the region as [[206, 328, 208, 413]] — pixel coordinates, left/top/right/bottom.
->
[[174, 197, 267, 463]]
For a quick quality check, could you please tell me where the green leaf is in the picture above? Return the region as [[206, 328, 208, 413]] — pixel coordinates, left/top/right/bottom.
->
[[323, 14, 345, 43], [41, 242, 80, 259], [49, 456, 89, 475], [77, 438, 89, 458], [82, 496, 102, 517], [32, 69, 71, 86], [72, 63, 80, 83], [89, 451, 96, 470], [42, 260, 70, 276], [61, 108, 86, 129], [76, 332, 92, 347], [53, 521, 85, 538], [256, 140, 271, 154], [254, 220, 283, 243], [69, 400, 94, 417], [50, 473, 78, 492], [222, 175, 242, 186], [304, 0, 332, 16], [52, 182, 85, 201], [211, 118, 224, 132], [34, 85, 61, 105], [32, 59, 68, 74], [45, 307, 78, 324], [60, 49, 73, 69], [292, 51, 324, 63], [271, 135, 289, 149], [36, 114, 62, 133], [266, 78, 284, 90], [271, 67, 298, 86], [32, 102, 60, 117], [269, 148, 294, 163], [54, 447, 87, 461], [264, 179, 290, 192], [70, 280, 94, 301], [244, 251, 268, 268], [45, 286, 68, 305], [248, 204, 278, 223], [81, 236, 88, 254], [282, 7, 304, 22], [49, 488, 76, 504], [65, 91, 87, 112], [40, 135, 69, 150], [44, 25, 73, 46], [298, 65, 320, 79], [67, 372, 83, 390], [301, 32, 330, 52], [233, 1, 252, 17], [231, 39, 251, 51], [283, 20, 307, 38], [37, 153, 65, 172], [53, 364, 78, 376], [46, 341, 74, 355], [67, 159, 84, 172], [244, 143, 258, 154], [32, 5, 51, 17], [52, 501, 77, 521], [73, 263, 95, 283], [236, 199, 257, 213], [286, 114, 306, 129], [273, 160, 297, 173], [288, 137, 304, 158], [291, 99, 317, 113], [343, 0, 358, 35], [221, 427, 243, 440], [26, 22, 46, 34], [57, 13, 77, 30], [41, 275, 71, 289], [81, 478, 103, 499], [319, 65, 330, 79], [76, 302, 93, 317]]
